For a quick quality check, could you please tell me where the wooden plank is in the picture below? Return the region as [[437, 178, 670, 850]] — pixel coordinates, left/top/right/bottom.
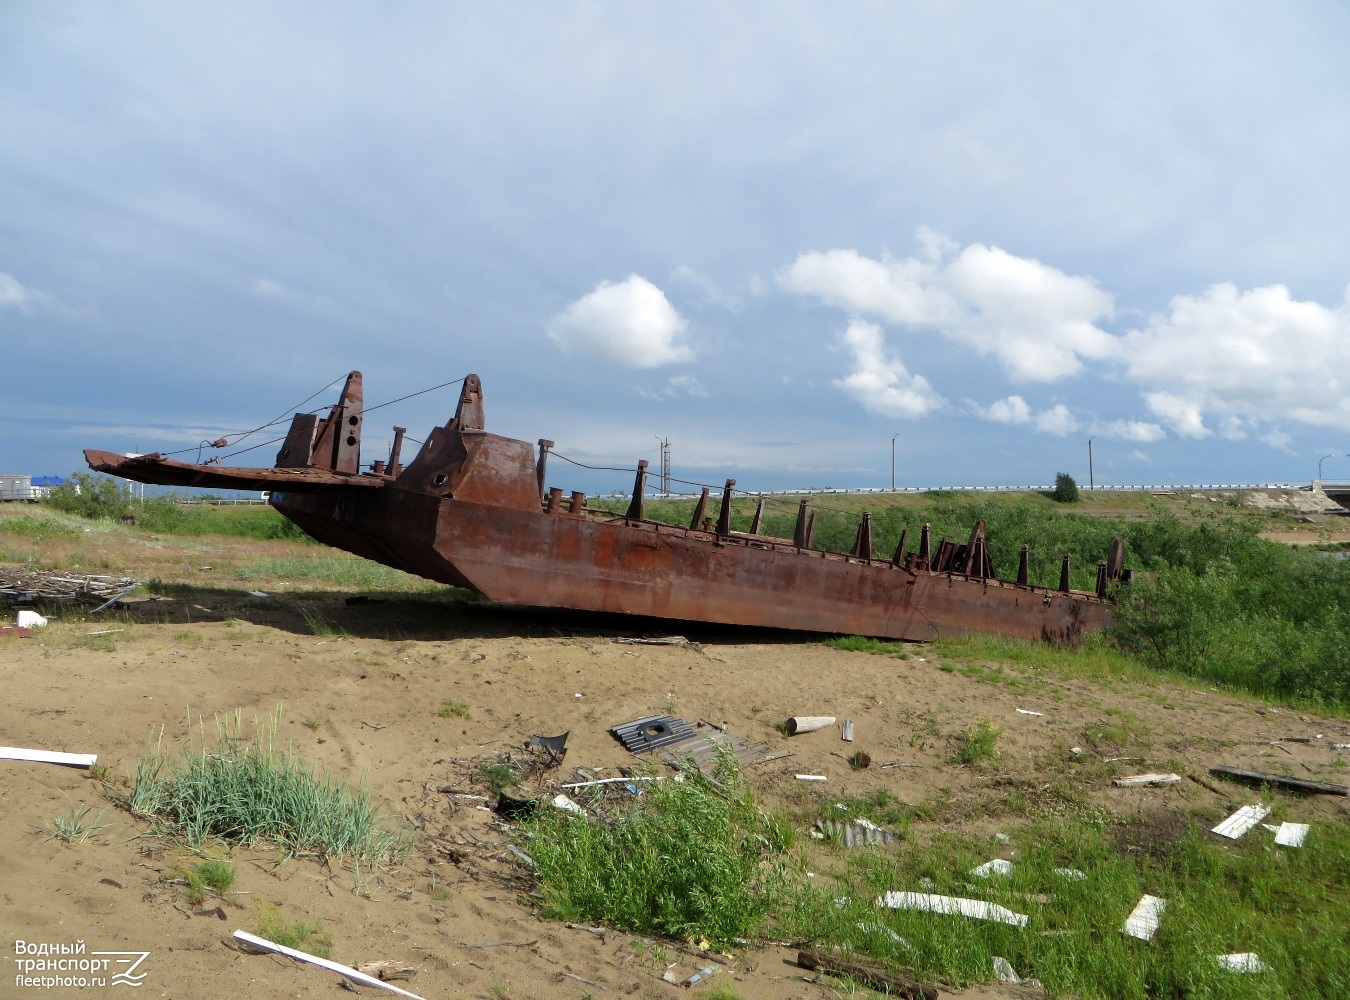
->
[[1113, 773, 1182, 787], [796, 949, 937, 1000], [1210, 765, 1347, 797]]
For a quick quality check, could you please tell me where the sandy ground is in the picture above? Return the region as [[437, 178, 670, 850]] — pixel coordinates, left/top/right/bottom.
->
[[2, 591, 1348, 1000]]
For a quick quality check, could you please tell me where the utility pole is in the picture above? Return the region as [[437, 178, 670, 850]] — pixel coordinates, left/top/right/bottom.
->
[[654, 436, 670, 494], [891, 433, 900, 491], [1088, 437, 1095, 491]]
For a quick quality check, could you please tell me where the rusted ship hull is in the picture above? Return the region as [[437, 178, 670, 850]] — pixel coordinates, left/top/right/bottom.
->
[[86, 372, 1121, 642]]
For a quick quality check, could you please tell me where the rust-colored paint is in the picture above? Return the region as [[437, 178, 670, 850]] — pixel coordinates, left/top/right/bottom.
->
[[85, 372, 1124, 642]]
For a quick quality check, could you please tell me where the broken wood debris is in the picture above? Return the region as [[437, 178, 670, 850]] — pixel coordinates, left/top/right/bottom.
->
[[460, 939, 538, 949], [614, 635, 691, 646], [1, 568, 137, 606], [231, 930, 427, 1000], [354, 960, 417, 982], [1113, 772, 1182, 787], [1211, 804, 1271, 840], [795, 948, 937, 1000], [1122, 894, 1165, 941], [876, 891, 1028, 928], [560, 971, 609, 990], [1210, 765, 1347, 797]]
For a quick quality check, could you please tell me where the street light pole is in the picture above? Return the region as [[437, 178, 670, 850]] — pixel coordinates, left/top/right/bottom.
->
[[1317, 453, 1350, 484], [891, 433, 900, 491], [1088, 437, 1095, 491]]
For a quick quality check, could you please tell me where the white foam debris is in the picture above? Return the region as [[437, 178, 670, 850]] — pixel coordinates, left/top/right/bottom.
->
[[876, 891, 1028, 928], [1211, 804, 1271, 840], [970, 859, 1014, 878], [1122, 894, 1166, 941]]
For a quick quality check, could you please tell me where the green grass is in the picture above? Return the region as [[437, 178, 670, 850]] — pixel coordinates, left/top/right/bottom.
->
[[437, 698, 471, 719], [950, 720, 1001, 765], [474, 759, 519, 792], [129, 707, 406, 863], [183, 859, 236, 903], [240, 555, 440, 591], [777, 812, 1350, 999], [255, 904, 332, 957], [299, 606, 349, 637], [520, 754, 795, 946], [44, 802, 111, 843]]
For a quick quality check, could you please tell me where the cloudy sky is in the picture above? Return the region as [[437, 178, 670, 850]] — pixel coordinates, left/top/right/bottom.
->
[[5, 3, 1350, 493]]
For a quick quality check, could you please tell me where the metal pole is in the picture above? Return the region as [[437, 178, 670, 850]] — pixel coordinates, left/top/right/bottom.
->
[[1318, 454, 1335, 483], [1088, 438, 1095, 491], [891, 433, 899, 491]]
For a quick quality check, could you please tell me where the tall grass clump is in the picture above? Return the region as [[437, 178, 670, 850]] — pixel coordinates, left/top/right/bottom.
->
[[130, 708, 405, 863], [521, 752, 797, 945]]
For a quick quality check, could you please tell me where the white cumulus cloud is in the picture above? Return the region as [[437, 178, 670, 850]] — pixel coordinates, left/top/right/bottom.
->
[[833, 319, 944, 418], [1125, 282, 1350, 433], [978, 395, 1032, 424], [781, 229, 1117, 382], [547, 274, 693, 368], [1034, 404, 1078, 436]]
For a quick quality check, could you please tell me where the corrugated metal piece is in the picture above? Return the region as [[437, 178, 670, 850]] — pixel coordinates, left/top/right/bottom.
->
[[657, 733, 780, 771], [610, 715, 696, 753], [1122, 894, 1166, 940], [815, 819, 901, 847], [1211, 804, 1271, 840]]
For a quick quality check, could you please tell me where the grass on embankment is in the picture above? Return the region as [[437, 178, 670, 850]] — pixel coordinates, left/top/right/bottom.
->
[[520, 749, 1349, 999]]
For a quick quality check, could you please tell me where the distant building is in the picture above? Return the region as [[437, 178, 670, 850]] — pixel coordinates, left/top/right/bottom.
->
[[0, 475, 64, 501]]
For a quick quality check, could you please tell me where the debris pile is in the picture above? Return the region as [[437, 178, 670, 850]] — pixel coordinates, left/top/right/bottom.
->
[[0, 567, 137, 608]]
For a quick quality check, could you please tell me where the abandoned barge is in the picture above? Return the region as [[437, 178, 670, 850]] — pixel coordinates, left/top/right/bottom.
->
[[85, 372, 1126, 642]]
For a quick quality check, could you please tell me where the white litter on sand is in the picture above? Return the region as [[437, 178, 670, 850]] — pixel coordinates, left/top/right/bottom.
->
[[1015, 709, 1044, 716], [0, 746, 97, 768]]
